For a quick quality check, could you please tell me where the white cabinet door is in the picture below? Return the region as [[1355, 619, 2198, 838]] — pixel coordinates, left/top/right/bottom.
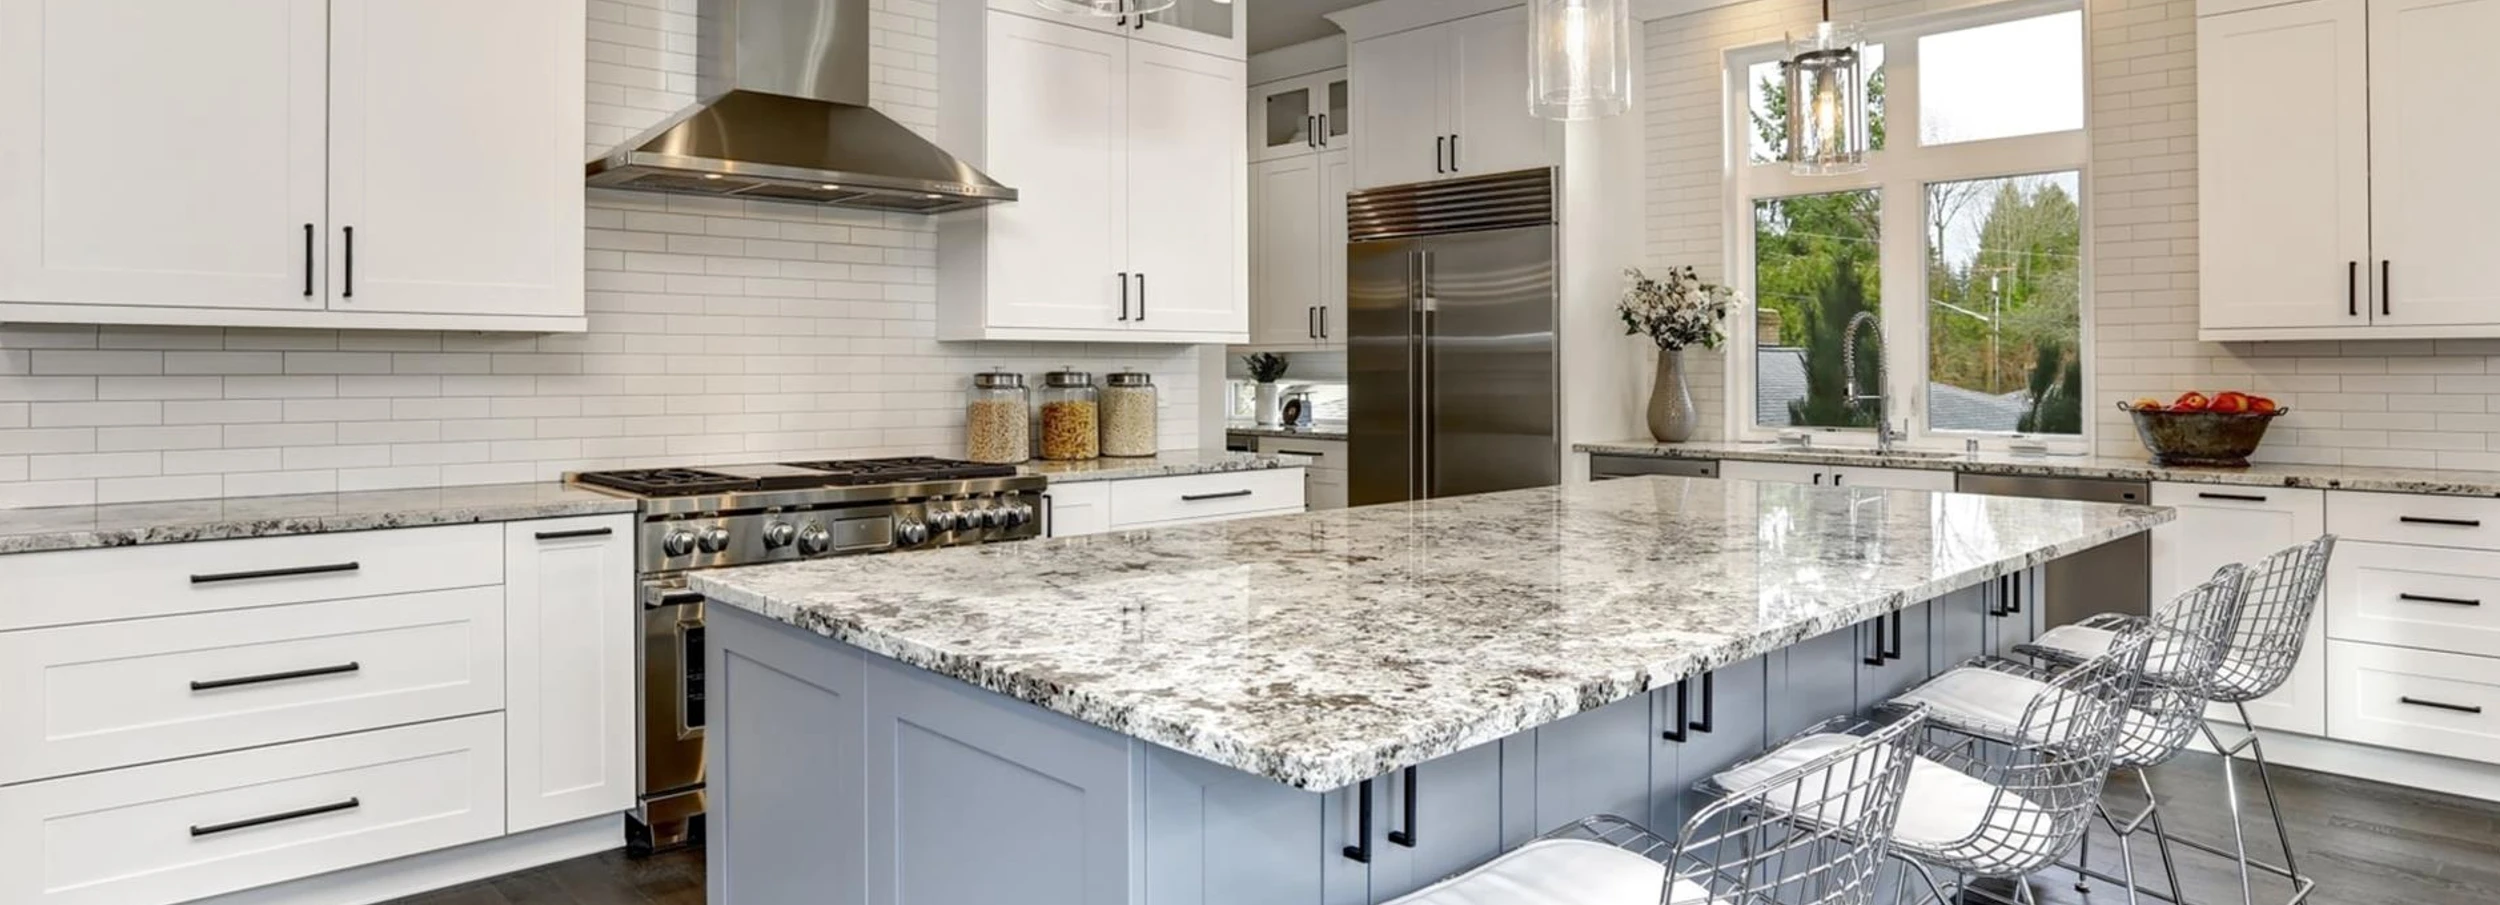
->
[[2149, 483, 2329, 735], [327, 0, 582, 317], [1446, 7, 1557, 179], [1251, 156, 1325, 346], [0, 0, 328, 312], [1139, 0, 1246, 60], [1320, 149, 1353, 347], [1828, 466, 1957, 492], [1047, 483, 1113, 538], [504, 515, 636, 832], [2196, 0, 2370, 333], [1253, 72, 1328, 163], [1125, 41, 1247, 337], [1351, 26, 1449, 190], [2367, 0, 2500, 328], [981, 14, 1130, 332], [1719, 460, 1828, 486]]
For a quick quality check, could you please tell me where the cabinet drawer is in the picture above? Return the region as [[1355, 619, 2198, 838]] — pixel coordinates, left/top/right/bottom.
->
[[1254, 437, 1346, 473], [2329, 491, 2500, 551], [0, 524, 504, 631], [0, 715, 504, 905], [2326, 640, 2500, 765], [0, 586, 504, 785], [2327, 541, 2500, 658], [1108, 469, 1306, 529]]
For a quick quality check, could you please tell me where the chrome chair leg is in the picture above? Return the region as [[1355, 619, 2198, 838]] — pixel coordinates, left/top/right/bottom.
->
[[2214, 722, 2258, 905], [2076, 819, 2093, 894], [2239, 703, 2305, 883], [2146, 786, 2188, 905]]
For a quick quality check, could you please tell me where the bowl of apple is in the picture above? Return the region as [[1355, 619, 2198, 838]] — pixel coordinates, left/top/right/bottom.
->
[[2118, 391, 2286, 467]]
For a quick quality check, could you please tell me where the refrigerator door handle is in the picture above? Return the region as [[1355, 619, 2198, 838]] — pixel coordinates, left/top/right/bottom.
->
[[1416, 249, 1435, 500]]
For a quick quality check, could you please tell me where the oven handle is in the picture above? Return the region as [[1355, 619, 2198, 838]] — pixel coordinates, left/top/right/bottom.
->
[[651, 589, 705, 610]]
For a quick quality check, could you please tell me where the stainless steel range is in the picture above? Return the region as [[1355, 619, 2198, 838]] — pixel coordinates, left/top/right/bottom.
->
[[570, 456, 1045, 855]]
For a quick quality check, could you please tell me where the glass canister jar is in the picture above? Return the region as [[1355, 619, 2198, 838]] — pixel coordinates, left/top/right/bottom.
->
[[1100, 370, 1158, 457], [1038, 367, 1100, 461], [965, 370, 1030, 464]]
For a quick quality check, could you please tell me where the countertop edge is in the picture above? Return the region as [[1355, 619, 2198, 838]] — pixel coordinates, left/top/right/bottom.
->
[[0, 492, 640, 556], [1028, 452, 1310, 485], [1577, 441, 2500, 498]]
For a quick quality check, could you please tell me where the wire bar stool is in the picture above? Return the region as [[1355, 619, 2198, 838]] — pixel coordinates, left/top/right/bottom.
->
[[1384, 709, 1930, 905]]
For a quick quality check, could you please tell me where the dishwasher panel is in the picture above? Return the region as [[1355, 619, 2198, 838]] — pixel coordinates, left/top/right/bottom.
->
[[1589, 455, 1718, 480], [1956, 472, 2153, 626]]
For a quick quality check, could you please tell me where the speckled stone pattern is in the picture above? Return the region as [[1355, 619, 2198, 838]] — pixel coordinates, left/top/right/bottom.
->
[[691, 477, 2171, 791], [1224, 422, 1350, 441], [1022, 449, 1309, 484], [1578, 439, 2500, 499], [0, 483, 639, 555]]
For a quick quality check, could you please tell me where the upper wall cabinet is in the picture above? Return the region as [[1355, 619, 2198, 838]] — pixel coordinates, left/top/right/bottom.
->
[[2198, 0, 2500, 340], [984, 0, 1246, 60], [938, 8, 1249, 342], [1346, 6, 1558, 191], [1252, 69, 1353, 162], [0, 0, 586, 332]]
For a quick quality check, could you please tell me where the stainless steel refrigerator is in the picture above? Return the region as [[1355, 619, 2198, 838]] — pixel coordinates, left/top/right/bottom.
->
[[1348, 168, 1560, 506]]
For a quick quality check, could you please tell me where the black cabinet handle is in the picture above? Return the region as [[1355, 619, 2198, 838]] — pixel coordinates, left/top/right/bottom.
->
[[1385, 765, 1418, 848], [1318, 114, 1330, 146], [536, 527, 615, 541], [1320, 305, 1329, 339], [1136, 272, 1146, 321], [1182, 490, 1254, 502], [2198, 492, 2269, 503], [1134, 5, 1144, 29], [191, 562, 360, 585], [1306, 115, 1317, 149], [190, 661, 360, 692], [303, 224, 316, 297], [2402, 516, 2483, 528], [2007, 577, 2023, 615], [1864, 616, 1889, 666], [191, 798, 361, 837], [2348, 261, 2358, 317], [1448, 134, 1460, 171], [2399, 592, 2483, 607], [342, 226, 354, 298], [1661, 672, 1716, 742], [1309, 306, 1318, 339], [1661, 678, 1691, 743], [1280, 449, 1329, 457], [2401, 696, 2483, 715], [1689, 671, 1715, 734], [1117, 272, 1130, 321], [1342, 779, 1373, 863], [1436, 137, 1447, 174], [2382, 260, 2391, 317]]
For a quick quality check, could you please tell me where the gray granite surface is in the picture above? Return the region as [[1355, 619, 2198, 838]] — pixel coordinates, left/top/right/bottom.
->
[[691, 476, 2170, 791], [1579, 439, 2500, 498], [0, 483, 638, 555], [1225, 421, 1350, 441], [1023, 449, 1308, 484]]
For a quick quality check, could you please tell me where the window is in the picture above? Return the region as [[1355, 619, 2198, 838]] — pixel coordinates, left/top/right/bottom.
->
[[1727, 1, 2087, 449]]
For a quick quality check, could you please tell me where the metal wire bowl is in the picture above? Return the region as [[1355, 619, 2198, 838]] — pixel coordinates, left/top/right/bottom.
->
[[2119, 402, 2288, 468]]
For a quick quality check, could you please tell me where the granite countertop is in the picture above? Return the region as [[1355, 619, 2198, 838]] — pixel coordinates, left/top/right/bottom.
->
[[1225, 421, 1350, 441], [1022, 449, 1309, 484], [690, 477, 2170, 791], [1579, 439, 2500, 498], [0, 483, 640, 555]]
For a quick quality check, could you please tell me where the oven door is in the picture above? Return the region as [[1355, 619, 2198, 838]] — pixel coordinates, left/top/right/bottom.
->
[[638, 579, 706, 824]]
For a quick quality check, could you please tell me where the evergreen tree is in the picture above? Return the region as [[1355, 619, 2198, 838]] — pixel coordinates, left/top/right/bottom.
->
[[1787, 257, 1881, 428], [2016, 336, 2083, 434]]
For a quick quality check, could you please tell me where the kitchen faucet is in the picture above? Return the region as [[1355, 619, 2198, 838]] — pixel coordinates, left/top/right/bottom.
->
[[1841, 311, 1906, 454]]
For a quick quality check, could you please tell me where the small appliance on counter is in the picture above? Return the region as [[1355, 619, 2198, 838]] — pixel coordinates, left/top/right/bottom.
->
[[1281, 385, 1316, 428]]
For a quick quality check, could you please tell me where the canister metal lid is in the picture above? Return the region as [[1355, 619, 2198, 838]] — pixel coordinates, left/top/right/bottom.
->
[[1043, 367, 1095, 388], [973, 369, 1026, 390], [1106, 370, 1153, 388]]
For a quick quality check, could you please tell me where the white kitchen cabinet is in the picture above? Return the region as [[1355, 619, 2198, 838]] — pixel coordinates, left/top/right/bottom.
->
[[0, 0, 584, 332], [1249, 150, 1351, 350], [1347, 7, 1558, 191], [2150, 483, 2329, 735], [1108, 468, 1306, 529], [1252, 69, 1353, 162], [1257, 437, 1349, 510], [939, 9, 1247, 343], [1717, 460, 1956, 492], [1046, 482, 1114, 539], [503, 516, 636, 833], [2198, 0, 2500, 339]]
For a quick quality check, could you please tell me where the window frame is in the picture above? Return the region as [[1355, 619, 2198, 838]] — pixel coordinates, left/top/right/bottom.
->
[[1722, 0, 2092, 453]]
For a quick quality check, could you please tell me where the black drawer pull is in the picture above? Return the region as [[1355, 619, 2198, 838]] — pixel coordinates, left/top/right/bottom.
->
[[303, 223, 316, 297], [2399, 593, 2483, 607], [1689, 671, 1715, 734], [2198, 492, 2269, 503], [2401, 516, 2484, 528], [1864, 615, 1890, 666], [1661, 672, 1716, 742], [2400, 697, 2483, 715], [535, 527, 615, 541], [342, 226, 354, 298], [1279, 449, 1331, 458], [1341, 779, 1372, 863], [1181, 490, 1255, 502], [191, 797, 361, 837], [1385, 765, 1418, 848], [191, 661, 360, 692], [190, 562, 360, 585]]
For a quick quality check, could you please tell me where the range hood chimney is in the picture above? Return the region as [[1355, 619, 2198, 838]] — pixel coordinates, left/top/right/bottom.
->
[[586, 0, 1016, 214]]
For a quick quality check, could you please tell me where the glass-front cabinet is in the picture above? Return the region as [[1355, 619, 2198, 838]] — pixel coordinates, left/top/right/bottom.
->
[[1140, 0, 1244, 59], [1252, 68, 1353, 162]]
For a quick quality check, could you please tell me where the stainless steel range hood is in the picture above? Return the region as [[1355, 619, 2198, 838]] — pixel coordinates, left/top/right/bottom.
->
[[586, 0, 1015, 214]]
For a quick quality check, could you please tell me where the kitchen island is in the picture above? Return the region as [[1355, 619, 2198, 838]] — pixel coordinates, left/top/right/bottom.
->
[[688, 477, 2170, 905]]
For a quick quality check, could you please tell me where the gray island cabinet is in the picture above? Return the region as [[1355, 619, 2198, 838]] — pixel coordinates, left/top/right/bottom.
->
[[690, 478, 2165, 905]]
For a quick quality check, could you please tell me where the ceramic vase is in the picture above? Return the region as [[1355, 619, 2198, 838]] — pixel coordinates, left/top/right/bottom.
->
[[1648, 348, 1698, 443], [1255, 382, 1282, 427]]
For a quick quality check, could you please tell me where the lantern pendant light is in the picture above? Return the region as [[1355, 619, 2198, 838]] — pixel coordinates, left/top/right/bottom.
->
[[1530, 0, 1634, 120], [1786, 0, 1869, 174], [1033, 0, 1177, 18]]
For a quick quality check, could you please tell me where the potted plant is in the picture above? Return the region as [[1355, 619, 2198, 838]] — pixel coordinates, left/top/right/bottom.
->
[[1243, 353, 1290, 426], [1620, 266, 1740, 442]]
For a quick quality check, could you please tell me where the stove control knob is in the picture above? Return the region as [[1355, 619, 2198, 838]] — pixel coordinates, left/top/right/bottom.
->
[[697, 525, 733, 554], [962, 504, 995, 529], [999, 502, 1034, 528], [926, 508, 959, 532], [896, 518, 931, 547], [762, 521, 797, 550], [662, 529, 698, 558], [796, 522, 833, 556]]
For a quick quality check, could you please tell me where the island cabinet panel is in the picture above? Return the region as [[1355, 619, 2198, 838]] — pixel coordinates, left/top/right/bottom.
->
[[2152, 483, 2328, 735], [1770, 629, 1862, 740], [1139, 749, 1328, 905], [1650, 657, 1770, 833], [1363, 741, 1507, 903], [1929, 583, 1994, 673], [1524, 694, 1654, 833], [706, 606, 867, 905]]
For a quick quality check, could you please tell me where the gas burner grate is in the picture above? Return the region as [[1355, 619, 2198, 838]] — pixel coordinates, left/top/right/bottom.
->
[[575, 468, 761, 497], [782, 456, 1022, 486]]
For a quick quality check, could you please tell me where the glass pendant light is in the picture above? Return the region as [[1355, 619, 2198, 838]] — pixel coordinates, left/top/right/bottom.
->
[[1032, 0, 1177, 17], [1786, 0, 1868, 174], [1530, 0, 1633, 120]]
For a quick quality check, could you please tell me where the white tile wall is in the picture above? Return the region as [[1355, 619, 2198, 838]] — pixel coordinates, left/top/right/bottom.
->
[[1648, 0, 2499, 467], [0, 0, 1209, 508]]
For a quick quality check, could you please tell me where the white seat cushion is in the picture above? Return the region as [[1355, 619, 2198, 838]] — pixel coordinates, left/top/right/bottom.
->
[[1711, 733, 2056, 872], [1898, 667, 2171, 765], [2029, 623, 2120, 661], [1382, 838, 1723, 905]]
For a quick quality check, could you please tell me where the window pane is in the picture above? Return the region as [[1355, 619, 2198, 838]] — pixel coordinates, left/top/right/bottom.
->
[[1753, 190, 1882, 428], [1918, 12, 2082, 145], [1924, 172, 2083, 435], [1745, 45, 1885, 164]]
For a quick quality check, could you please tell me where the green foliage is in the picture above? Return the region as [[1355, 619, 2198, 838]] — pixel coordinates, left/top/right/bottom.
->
[[1752, 190, 1880, 428], [2017, 336, 2083, 434], [1786, 257, 1881, 428], [1242, 352, 1289, 383], [1925, 178, 2081, 397], [1750, 59, 1886, 163]]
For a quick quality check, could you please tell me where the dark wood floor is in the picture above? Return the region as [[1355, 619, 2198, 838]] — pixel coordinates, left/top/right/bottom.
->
[[384, 751, 2500, 905]]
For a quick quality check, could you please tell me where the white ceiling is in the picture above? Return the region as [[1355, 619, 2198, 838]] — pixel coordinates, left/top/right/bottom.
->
[[1246, 0, 1370, 54]]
